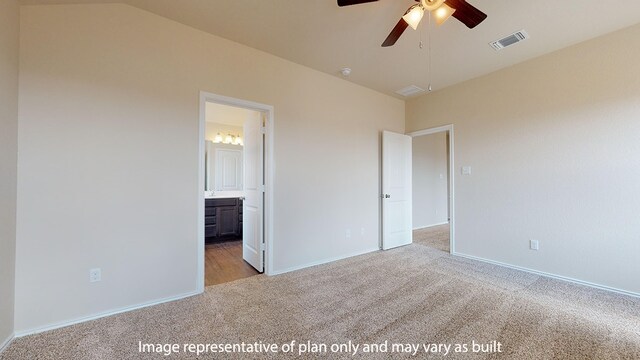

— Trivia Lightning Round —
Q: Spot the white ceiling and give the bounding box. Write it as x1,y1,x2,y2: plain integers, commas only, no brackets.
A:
205,102,255,127
21,0,640,98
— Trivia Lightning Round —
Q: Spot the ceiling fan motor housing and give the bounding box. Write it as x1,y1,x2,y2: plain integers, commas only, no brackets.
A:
421,0,445,11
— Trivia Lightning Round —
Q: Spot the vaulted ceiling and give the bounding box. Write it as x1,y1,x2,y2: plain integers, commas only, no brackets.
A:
21,0,640,98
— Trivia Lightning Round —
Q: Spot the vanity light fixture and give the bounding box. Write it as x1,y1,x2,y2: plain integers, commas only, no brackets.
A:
213,131,243,146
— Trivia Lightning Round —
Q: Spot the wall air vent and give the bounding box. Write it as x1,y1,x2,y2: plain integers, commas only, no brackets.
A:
490,30,529,51
395,85,425,97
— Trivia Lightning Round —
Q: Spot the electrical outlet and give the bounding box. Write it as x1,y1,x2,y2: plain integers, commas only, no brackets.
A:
89,268,101,282
360,228,365,236
345,229,351,239
529,240,539,251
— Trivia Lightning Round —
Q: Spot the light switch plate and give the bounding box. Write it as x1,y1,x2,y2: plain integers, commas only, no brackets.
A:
462,166,472,175
89,268,101,282
530,240,539,251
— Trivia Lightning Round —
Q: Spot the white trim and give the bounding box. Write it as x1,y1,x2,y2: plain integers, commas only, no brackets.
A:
197,94,206,293
408,124,455,254
454,252,640,299
265,105,275,276
408,125,452,137
413,222,449,231
270,247,380,276
199,91,275,277
15,290,200,337
0,333,14,354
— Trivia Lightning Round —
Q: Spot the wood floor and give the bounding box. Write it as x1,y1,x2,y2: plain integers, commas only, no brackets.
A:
205,240,260,286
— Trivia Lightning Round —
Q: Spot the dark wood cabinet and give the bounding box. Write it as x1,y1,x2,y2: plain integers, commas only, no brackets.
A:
205,198,243,243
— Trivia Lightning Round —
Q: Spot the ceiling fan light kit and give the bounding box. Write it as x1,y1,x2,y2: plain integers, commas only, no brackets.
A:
434,3,456,25
402,5,425,30
338,0,487,47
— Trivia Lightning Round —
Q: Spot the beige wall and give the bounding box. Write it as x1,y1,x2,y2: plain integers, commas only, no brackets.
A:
15,4,404,332
412,133,448,229
407,24,640,294
0,0,19,346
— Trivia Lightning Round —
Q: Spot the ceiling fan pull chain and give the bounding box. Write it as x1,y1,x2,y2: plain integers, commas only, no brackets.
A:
428,12,432,92
419,16,424,49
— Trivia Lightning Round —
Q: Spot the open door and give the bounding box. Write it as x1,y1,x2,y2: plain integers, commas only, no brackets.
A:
382,131,413,250
242,112,264,272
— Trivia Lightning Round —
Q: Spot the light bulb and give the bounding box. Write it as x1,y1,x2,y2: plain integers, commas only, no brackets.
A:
214,133,222,143
402,5,425,30
434,4,456,25
225,133,232,144
236,134,243,146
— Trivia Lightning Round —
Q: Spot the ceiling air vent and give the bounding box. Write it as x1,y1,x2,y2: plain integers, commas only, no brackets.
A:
490,30,529,51
395,85,425,97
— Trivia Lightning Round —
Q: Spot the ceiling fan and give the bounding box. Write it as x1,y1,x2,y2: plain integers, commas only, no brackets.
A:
338,0,487,47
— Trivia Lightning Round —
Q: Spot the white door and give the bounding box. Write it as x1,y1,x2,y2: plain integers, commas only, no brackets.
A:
382,131,413,250
242,112,264,272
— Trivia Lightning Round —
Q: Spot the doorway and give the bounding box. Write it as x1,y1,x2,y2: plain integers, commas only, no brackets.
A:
408,125,455,253
197,92,274,291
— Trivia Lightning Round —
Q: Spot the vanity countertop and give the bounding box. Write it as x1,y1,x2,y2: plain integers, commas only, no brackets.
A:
205,191,244,199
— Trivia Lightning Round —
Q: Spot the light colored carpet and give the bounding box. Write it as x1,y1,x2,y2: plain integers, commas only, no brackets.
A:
2,243,639,359
413,224,450,252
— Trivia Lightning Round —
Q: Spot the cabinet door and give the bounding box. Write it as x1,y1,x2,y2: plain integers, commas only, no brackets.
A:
204,225,217,238
216,206,239,237
238,199,243,237
214,149,243,191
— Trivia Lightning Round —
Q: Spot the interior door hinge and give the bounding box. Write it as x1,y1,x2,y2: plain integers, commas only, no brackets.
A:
260,243,266,251
259,184,265,193
260,126,266,134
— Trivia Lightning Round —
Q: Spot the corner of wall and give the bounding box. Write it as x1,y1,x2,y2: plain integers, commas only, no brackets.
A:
0,0,20,352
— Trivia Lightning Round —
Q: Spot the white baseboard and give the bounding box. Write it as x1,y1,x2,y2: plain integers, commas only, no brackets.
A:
0,332,14,354
453,252,640,298
270,247,380,276
413,222,449,231
14,248,379,337
15,290,201,337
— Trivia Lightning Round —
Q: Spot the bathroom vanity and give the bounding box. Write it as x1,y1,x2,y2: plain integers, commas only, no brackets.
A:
205,196,243,243
204,138,245,243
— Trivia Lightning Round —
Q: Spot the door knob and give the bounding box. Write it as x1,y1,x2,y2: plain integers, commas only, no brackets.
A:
384,194,391,199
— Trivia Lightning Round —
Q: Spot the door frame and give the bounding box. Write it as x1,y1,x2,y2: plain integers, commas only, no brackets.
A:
198,91,275,293
407,124,456,254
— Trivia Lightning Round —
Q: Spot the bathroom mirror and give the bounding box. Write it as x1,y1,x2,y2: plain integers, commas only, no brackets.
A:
205,139,243,192
204,101,254,194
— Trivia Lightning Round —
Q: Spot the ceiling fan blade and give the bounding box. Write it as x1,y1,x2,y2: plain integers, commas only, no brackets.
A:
446,0,487,28
381,18,409,47
337,0,378,6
